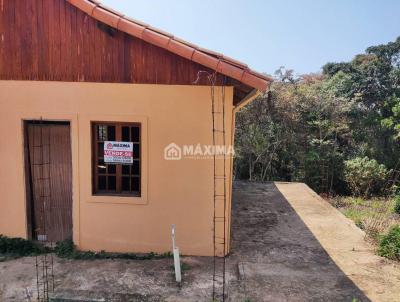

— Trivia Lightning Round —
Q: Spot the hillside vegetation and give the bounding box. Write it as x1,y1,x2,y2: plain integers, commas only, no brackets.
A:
234,37,400,258
235,37,400,195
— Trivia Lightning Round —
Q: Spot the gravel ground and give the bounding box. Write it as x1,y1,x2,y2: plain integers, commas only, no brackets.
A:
2,181,399,301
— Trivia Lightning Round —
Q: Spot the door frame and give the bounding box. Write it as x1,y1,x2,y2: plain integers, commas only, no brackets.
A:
22,116,78,242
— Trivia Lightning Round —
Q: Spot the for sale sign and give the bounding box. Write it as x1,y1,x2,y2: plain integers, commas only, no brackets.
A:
104,141,134,164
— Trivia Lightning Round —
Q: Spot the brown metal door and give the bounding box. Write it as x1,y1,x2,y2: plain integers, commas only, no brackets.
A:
26,122,72,242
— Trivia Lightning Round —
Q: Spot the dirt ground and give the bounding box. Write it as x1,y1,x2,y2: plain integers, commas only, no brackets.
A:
1,181,400,301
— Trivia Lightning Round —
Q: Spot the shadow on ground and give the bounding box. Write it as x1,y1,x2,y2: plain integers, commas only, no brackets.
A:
227,181,370,302
1,181,377,301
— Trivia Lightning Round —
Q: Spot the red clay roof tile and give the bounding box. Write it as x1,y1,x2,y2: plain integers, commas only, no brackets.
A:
142,29,171,49
66,0,272,91
192,51,220,71
118,18,145,38
168,39,196,61
92,6,119,28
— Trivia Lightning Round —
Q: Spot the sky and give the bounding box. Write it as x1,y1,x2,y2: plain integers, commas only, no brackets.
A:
102,0,400,76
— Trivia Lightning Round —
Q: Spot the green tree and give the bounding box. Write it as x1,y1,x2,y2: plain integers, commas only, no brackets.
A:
235,37,400,196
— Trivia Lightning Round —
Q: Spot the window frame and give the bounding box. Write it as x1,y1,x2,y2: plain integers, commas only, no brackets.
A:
91,121,141,197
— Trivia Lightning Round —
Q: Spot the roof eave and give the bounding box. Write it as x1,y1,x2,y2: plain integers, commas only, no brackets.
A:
66,0,272,92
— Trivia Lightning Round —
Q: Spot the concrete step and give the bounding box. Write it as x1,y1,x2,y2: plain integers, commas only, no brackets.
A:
49,289,163,302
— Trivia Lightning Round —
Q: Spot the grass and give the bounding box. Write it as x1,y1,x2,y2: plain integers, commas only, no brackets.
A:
54,239,172,260
0,236,172,262
0,235,49,261
180,262,190,272
170,262,191,276
378,225,400,261
328,196,400,256
394,195,400,214
342,208,370,228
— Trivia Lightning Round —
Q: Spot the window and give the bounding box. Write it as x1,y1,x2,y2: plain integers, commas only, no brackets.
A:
92,122,141,196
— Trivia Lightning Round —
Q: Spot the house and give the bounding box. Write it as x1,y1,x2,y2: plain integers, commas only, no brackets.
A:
0,0,271,256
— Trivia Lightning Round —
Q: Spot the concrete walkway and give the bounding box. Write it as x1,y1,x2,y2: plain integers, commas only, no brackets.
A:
228,181,400,302
275,182,400,302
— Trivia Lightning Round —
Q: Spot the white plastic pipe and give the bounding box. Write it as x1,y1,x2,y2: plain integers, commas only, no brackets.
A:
172,224,182,283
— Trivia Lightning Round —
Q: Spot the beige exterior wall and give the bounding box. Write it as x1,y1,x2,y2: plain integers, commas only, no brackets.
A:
0,81,233,256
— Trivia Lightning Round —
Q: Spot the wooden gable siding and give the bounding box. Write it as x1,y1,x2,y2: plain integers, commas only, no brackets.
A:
0,0,251,103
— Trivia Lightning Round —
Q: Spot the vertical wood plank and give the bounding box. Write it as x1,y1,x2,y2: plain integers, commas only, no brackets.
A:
8,0,17,78
36,0,48,78
123,33,131,82
53,0,61,79
64,0,72,80
0,0,248,99
0,0,6,77
59,0,66,80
